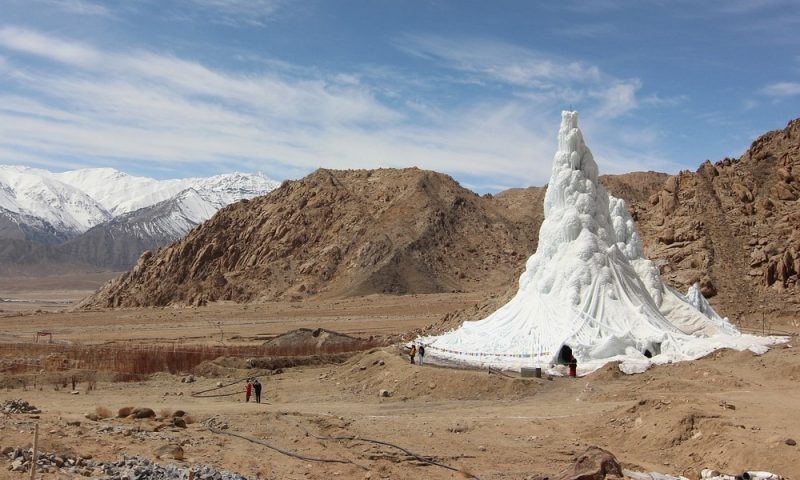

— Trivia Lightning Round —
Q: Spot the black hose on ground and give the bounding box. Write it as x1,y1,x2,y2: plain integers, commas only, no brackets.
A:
190,375,253,398
292,421,480,479
203,418,366,469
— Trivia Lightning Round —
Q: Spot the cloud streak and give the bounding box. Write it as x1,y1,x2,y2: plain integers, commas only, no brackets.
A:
0,25,682,191
761,81,800,97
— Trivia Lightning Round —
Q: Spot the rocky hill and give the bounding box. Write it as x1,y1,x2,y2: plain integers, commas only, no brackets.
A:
82,118,799,321
635,118,800,321
80,167,667,308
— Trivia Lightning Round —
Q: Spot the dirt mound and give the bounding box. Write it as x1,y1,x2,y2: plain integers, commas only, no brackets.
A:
262,328,362,351
330,348,544,401
191,353,355,378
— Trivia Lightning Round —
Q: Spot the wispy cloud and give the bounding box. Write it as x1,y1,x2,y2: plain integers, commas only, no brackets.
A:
395,34,651,121
0,26,101,66
0,25,687,191
760,81,800,97
180,0,287,26
35,0,112,16
590,80,640,119
396,34,603,89
553,22,618,38
0,25,559,187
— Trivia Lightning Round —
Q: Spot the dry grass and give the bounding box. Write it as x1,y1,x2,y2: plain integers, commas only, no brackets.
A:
0,338,386,376
95,406,112,419
117,406,134,418
159,408,173,418
183,415,195,424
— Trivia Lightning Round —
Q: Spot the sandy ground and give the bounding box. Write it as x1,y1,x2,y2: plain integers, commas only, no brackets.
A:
0,292,485,345
1,277,799,479
0,273,120,314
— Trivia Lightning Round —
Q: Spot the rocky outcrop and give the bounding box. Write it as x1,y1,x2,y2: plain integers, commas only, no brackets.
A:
80,169,544,307
638,118,800,319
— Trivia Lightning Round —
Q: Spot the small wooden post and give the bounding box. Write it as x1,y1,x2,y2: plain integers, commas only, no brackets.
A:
29,423,39,479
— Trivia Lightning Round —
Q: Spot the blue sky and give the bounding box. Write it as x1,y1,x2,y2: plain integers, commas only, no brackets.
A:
0,0,798,192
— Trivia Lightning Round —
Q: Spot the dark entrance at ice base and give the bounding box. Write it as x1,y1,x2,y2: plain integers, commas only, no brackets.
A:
557,344,573,365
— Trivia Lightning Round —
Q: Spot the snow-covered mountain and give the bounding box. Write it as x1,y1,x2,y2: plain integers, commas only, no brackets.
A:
54,168,189,216
0,166,112,236
0,165,279,272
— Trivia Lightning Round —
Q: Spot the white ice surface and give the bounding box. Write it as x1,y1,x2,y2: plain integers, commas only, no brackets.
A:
418,111,785,375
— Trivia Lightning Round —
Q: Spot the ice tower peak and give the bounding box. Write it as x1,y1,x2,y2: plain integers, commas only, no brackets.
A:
556,110,598,183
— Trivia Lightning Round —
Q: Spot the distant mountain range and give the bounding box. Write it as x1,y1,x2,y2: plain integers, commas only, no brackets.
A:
0,166,279,273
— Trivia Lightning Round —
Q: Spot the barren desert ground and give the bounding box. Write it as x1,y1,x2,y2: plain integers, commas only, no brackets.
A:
1,276,799,479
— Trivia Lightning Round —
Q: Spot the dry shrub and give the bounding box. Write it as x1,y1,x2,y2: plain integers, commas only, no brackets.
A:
0,336,387,376
173,410,186,417
183,415,195,424
118,406,134,418
95,406,112,418
159,408,173,418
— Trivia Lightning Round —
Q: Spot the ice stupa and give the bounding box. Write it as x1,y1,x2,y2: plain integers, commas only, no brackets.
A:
419,111,784,375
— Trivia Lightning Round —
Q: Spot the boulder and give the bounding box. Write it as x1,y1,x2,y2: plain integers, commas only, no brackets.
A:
153,444,184,460
699,276,717,298
552,446,623,480
131,408,156,419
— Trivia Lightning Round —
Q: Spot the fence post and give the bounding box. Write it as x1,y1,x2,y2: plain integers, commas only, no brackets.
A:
29,423,39,479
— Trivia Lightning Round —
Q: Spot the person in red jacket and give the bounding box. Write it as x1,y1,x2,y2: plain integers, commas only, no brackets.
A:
568,354,577,378
245,379,252,402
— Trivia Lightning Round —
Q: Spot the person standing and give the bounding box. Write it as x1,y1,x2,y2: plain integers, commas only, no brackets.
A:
245,379,252,402
253,378,262,403
568,354,577,378
418,345,425,365
409,344,417,364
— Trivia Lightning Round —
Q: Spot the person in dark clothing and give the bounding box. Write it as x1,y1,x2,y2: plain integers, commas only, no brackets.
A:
418,345,425,365
253,379,262,403
245,379,252,402
568,354,577,378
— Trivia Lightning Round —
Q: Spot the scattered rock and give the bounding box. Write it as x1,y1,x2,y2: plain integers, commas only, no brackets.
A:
449,423,468,433
173,417,187,429
131,408,156,419
154,444,184,460
786,438,797,446
3,448,247,479
552,446,622,480
1,399,41,414
379,389,392,398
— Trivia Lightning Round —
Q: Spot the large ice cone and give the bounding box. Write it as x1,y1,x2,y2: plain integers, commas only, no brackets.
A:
419,111,783,375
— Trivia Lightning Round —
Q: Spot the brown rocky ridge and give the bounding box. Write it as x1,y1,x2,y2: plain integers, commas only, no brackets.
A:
81,118,800,323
